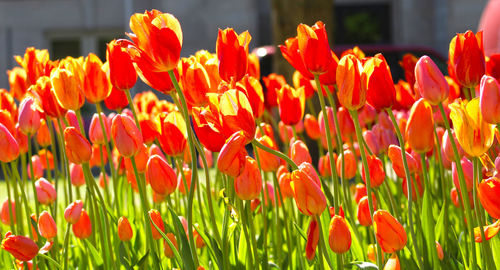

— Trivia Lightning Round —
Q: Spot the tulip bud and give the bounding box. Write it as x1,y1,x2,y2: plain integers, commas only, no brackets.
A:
35,178,57,205
406,98,434,153
436,241,444,260
384,254,401,270
414,55,449,105
146,155,177,196
163,233,178,258
480,75,500,124
157,111,187,157
290,162,327,216
318,152,335,178
1,234,39,261
278,172,293,199
277,84,305,126
36,119,51,148
357,195,377,227
387,145,418,178
290,139,312,165
373,210,407,253
18,97,41,135
70,163,85,187
297,22,333,74
448,31,485,88
0,198,15,225
328,215,352,254
83,53,111,103
64,200,83,224
0,123,19,163
362,54,396,110
337,150,357,179
216,28,251,84
305,218,319,260
117,216,133,241
89,113,110,145
73,209,92,239
255,136,280,172
111,114,143,157
28,155,44,180
38,211,57,240
336,54,365,110
149,209,165,240
361,155,385,188
304,114,321,140
107,39,137,90
441,129,464,162
353,184,367,204
478,177,500,219
234,156,263,200
64,127,92,164
217,131,247,178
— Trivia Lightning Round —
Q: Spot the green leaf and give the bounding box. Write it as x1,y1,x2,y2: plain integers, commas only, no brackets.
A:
293,222,307,240
492,235,500,269
37,253,62,269
237,225,248,265
195,225,223,269
148,214,183,267
169,206,196,270
118,242,133,270
268,262,281,269
135,250,149,268
346,261,379,270
421,188,437,266
434,202,445,242
84,239,104,267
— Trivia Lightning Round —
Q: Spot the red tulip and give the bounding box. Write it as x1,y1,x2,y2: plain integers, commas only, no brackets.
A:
297,21,333,74
290,162,327,216
64,200,83,224
305,218,319,260
73,209,92,239
111,114,143,157
0,123,19,163
478,177,500,219
149,209,165,240
146,155,177,196
216,28,251,84
234,156,263,200
64,127,92,164
107,39,137,90
277,84,305,125
217,131,247,178
1,234,39,261
362,54,396,110
118,216,134,241
336,54,365,110
449,31,485,88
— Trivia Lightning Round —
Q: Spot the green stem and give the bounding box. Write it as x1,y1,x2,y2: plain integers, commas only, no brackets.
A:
316,215,334,270
237,199,254,269
27,134,40,216
252,139,298,170
57,117,73,203
124,89,141,131
2,163,17,233
433,125,449,251
62,224,71,270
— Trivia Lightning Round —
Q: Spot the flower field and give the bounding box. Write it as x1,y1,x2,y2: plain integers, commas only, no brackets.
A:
1,8,500,270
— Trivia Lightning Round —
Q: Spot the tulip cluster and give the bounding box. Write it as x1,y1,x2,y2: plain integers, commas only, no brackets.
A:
0,9,499,270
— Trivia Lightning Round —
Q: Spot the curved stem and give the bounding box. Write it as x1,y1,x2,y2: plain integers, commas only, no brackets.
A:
316,215,334,270
252,139,298,170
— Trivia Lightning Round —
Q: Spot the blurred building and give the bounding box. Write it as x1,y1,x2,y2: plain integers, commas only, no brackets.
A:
0,0,488,88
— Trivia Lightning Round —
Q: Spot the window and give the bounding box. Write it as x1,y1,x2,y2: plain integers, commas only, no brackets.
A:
50,39,81,60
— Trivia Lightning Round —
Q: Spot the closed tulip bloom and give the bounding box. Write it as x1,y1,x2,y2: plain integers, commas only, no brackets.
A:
290,139,312,165
449,98,495,157
64,200,83,224
363,130,380,156
337,149,357,179
357,195,377,226
164,233,178,258
318,152,334,178
480,75,500,124
304,114,321,140
405,98,434,153
328,215,352,254
452,157,474,193
111,114,144,157
277,84,305,125
399,53,418,90
104,85,129,111
118,216,133,241
373,210,407,253
367,244,384,263
70,163,85,187
0,199,15,225
107,39,137,90
0,123,19,163
255,135,280,172
478,177,500,219
353,184,367,204
402,173,425,201
290,162,327,216
216,28,251,83
262,73,288,108
279,172,293,199
414,55,449,105
64,127,92,164
38,211,57,240
219,89,256,143
36,119,51,148
149,209,165,240
83,53,111,103
36,178,57,205
18,96,41,135
51,68,85,111
436,241,444,260
7,67,28,100
449,31,485,88
384,254,401,270
73,209,92,239
387,145,419,178
28,155,44,180
127,10,182,72
362,155,385,188
305,218,319,260
89,113,110,145
473,220,500,242
1,234,39,261
234,156,263,200
336,54,365,110
441,129,465,162
146,155,177,196
297,21,333,74
180,57,211,107
157,111,187,157
217,131,247,178
362,54,396,110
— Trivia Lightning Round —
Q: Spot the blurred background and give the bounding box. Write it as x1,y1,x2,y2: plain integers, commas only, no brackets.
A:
0,0,493,88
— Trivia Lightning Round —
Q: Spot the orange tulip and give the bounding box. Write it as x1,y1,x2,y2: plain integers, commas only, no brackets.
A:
262,73,287,108
219,89,256,143
362,155,385,188
353,184,367,204
280,37,314,79
449,31,485,88
38,211,57,240
384,254,401,270
290,162,327,216
14,47,51,85
83,53,111,103
0,123,19,163
118,216,134,241
36,119,51,148
357,195,377,226
473,220,500,242
479,75,500,124
217,131,247,178
191,105,226,152
436,241,444,260
107,39,137,90
64,200,83,224
337,149,356,179
362,54,396,110
304,114,321,140
51,68,85,111
328,215,352,254
247,53,260,79
293,70,316,98
406,98,434,153
73,209,92,239
64,127,92,164
290,139,312,165
18,96,41,135
297,21,333,75
234,156,262,200
157,111,187,157
179,57,211,108
0,199,15,225
387,145,418,178
338,107,355,142
111,113,144,157
336,54,365,110
38,149,55,170
414,55,449,105
402,173,425,201
255,135,280,172
177,164,193,195
127,10,182,72
216,28,251,84
373,210,407,253
30,76,67,118
367,243,383,263
163,233,178,258
7,67,29,101
1,234,39,261
318,152,334,178
305,218,319,260
89,113,110,145
277,84,305,126
238,75,265,119
146,155,177,196
478,177,500,219
278,171,293,199
149,209,165,240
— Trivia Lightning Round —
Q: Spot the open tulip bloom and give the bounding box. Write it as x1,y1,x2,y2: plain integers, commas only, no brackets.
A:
0,10,499,270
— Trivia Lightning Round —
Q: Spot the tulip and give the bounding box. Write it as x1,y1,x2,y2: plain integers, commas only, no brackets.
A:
164,233,178,258
353,184,367,204
157,111,187,157
104,85,129,111
338,107,355,142
387,145,419,178
36,119,51,148
452,157,474,193
18,96,41,135
280,37,314,79
328,215,351,254
51,68,85,111
255,136,280,172
473,220,500,242
415,56,449,105
38,211,57,239
278,172,293,199
441,129,464,162
262,73,287,108
479,75,500,124
219,89,256,143
73,209,92,239
384,254,401,270
64,127,92,164
373,210,407,253
1,234,39,261
318,152,334,178
277,84,305,125
118,216,134,241
297,21,333,74
336,54,365,110
436,241,444,260
179,57,211,107
337,149,356,179
357,195,377,226
149,209,165,240
216,28,251,84
64,200,83,224
127,10,182,72
70,163,85,187
234,156,263,200
305,218,319,260
293,70,316,98
400,53,418,89
478,177,500,219
449,31,485,88
107,39,137,90
362,54,396,110
449,98,495,157
318,51,340,87
304,114,321,140
31,76,68,118
0,123,19,163
35,178,57,205
83,53,111,103
217,131,247,178
238,75,265,119
89,113,110,145
177,165,193,195
290,139,312,165
367,244,383,263
0,199,15,225
361,155,385,188
146,155,177,196
111,113,144,157
405,98,434,153
28,155,44,180
191,106,226,153
290,162,327,216
7,67,28,100
402,173,425,201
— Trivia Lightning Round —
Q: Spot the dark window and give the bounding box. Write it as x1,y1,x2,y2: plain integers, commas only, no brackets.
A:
50,39,81,60
97,37,115,62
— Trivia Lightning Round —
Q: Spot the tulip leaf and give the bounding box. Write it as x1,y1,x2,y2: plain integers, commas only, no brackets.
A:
346,261,379,269
148,214,183,268
118,242,133,270
169,206,196,270
194,225,223,269
135,250,149,268
37,253,62,269
84,239,104,267
490,236,500,269
434,202,446,242
421,188,437,266
293,222,307,240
